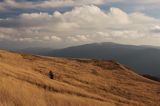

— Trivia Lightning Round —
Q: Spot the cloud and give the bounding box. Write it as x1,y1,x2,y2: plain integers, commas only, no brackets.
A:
0,0,158,7
0,0,119,11
133,0,160,4
51,36,62,42
150,25,160,33
0,5,160,48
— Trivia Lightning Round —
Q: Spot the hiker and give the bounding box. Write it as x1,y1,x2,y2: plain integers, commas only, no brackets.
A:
48,71,54,79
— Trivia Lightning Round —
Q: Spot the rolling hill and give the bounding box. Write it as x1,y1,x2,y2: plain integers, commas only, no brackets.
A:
0,50,159,106
45,42,160,77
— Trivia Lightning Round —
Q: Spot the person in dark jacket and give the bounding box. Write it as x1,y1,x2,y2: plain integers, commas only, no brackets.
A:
48,71,54,79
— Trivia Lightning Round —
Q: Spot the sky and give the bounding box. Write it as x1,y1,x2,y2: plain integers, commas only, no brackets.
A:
1,0,160,49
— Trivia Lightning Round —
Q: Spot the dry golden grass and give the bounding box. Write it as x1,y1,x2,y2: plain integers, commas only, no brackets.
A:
0,50,159,106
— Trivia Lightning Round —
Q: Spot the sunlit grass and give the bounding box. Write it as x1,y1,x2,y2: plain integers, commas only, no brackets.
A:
0,50,159,106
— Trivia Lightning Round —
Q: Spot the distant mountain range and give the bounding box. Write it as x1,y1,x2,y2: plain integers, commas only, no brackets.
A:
12,47,53,55
11,42,160,77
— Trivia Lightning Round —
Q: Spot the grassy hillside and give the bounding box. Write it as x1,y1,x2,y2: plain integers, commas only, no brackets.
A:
0,50,159,106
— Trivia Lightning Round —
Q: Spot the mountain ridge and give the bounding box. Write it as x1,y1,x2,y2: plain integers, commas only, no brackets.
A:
43,42,160,77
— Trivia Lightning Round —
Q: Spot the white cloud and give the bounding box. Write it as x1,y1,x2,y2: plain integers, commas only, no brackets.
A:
51,36,62,42
150,25,160,33
108,8,130,24
0,0,121,11
71,35,90,42
1,5,160,48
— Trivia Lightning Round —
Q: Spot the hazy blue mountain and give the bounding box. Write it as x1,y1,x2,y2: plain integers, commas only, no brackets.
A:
46,42,160,77
12,47,53,55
